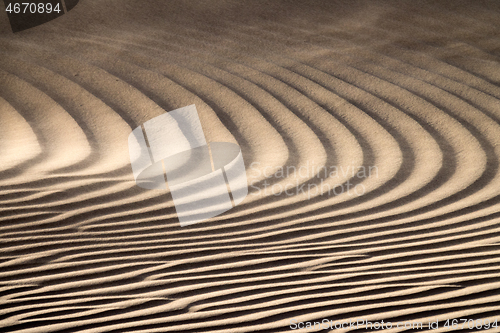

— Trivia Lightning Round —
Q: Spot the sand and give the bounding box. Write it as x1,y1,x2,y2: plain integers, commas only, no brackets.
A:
1,0,500,332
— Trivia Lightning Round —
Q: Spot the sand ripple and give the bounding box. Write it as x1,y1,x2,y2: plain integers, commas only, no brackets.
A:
1,0,500,332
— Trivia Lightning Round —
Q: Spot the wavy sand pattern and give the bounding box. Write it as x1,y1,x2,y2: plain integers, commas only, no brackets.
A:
1,0,500,332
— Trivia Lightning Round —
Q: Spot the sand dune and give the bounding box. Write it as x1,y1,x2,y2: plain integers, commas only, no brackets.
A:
1,0,500,332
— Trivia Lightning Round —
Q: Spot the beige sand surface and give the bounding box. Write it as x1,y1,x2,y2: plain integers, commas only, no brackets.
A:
1,0,500,332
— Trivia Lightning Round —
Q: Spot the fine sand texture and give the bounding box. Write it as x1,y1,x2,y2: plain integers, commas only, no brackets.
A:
1,0,500,332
